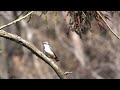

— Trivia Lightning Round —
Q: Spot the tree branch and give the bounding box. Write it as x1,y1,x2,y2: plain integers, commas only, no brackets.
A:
0,30,67,79
97,11,120,40
0,11,34,30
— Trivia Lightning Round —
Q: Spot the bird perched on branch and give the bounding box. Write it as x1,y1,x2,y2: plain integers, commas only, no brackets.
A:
43,41,59,62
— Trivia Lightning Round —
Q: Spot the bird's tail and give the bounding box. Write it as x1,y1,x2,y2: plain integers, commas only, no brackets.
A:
55,58,59,62
55,57,59,62
54,54,59,62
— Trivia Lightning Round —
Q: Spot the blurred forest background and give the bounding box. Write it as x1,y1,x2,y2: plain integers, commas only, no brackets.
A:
0,11,120,79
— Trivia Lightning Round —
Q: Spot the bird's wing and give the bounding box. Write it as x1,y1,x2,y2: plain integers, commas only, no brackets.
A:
49,46,59,60
43,45,45,54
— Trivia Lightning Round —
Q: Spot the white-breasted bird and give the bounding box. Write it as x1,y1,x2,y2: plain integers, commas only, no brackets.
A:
43,41,59,61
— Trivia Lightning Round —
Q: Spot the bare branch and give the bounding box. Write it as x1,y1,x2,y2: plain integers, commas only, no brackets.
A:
0,11,34,30
0,30,67,79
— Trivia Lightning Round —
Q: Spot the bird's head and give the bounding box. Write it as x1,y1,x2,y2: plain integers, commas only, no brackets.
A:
43,41,49,45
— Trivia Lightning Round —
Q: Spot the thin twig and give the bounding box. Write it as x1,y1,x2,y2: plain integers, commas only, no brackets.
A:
0,30,67,79
64,72,72,75
15,11,28,19
96,11,120,40
0,11,34,30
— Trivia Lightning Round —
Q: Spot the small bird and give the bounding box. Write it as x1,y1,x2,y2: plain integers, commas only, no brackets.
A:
43,41,59,61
